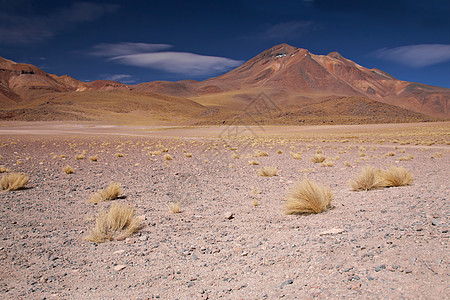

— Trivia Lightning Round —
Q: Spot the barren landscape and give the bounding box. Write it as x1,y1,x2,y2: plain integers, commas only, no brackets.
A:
0,121,448,299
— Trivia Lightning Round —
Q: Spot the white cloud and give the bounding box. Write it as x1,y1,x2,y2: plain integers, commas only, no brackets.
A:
110,52,243,76
0,2,119,44
91,43,172,57
101,74,135,83
263,21,313,40
371,44,450,67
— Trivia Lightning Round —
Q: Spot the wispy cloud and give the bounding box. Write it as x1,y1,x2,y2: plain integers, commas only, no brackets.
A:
0,2,119,44
110,52,243,76
90,42,243,76
91,43,172,57
371,44,450,67
100,74,135,83
262,21,314,41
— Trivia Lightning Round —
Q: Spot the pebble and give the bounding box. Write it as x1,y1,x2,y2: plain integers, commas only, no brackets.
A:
224,212,234,220
319,228,344,236
281,279,293,289
139,235,148,241
113,265,126,271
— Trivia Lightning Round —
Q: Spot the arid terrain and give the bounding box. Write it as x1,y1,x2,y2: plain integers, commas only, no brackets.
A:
0,121,448,299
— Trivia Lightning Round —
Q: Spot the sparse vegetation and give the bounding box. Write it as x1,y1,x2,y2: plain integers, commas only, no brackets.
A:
75,154,85,160
290,152,302,159
184,153,192,158
168,202,181,213
164,154,173,161
0,166,7,173
258,166,277,177
379,166,413,187
399,155,414,161
248,160,259,165
254,150,269,157
285,178,332,214
350,166,383,191
85,203,142,243
89,182,123,203
1,172,29,191
311,154,326,163
277,150,283,154
321,160,335,167
115,153,124,157
63,165,74,174
431,152,443,159
232,153,240,159
89,156,98,161
385,152,396,156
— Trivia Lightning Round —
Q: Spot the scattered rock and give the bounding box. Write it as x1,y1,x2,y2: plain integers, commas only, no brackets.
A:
319,228,344,236
224,212,234,220
113,265,126,271
281,279,293,289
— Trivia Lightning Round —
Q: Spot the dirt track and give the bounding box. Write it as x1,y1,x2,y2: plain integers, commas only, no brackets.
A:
0,122,448,299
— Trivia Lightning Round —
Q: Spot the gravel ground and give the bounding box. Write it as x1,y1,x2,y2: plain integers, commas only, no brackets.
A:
0,130,448,299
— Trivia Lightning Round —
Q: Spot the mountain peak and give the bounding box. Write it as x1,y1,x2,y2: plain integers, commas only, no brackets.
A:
327,51,344,60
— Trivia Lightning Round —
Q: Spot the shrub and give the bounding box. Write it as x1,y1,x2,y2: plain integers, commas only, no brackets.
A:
85,203,142,243
248,160,259,165
349,166,383,191
258,166,277,177
168,202,181,213
290,152,302,160
379,166,413,187
164,154,173,161
89,182,122,203
311,154,326,163
285,178,332,214
1,172,29,191
321,160,335,167
63,165,74,174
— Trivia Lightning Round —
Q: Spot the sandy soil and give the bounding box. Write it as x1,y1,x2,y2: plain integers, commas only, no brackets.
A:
0,123,449,299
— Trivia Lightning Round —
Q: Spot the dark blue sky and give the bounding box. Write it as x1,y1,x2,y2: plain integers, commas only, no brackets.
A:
1,0,449,88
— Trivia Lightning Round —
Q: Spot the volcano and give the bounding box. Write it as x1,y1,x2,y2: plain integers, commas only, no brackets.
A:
0,43,448,124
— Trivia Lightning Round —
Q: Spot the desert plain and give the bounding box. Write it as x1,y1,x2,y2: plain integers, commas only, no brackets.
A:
0,121,449,299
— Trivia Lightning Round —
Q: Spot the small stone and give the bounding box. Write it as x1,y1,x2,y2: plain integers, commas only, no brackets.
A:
224,212,234,220
241,252,249,256
319,228,344,236
431,219,440,226
113,265,126,271
367,276,375,281
113,250,126,255
139,235,148,241
405,269,412,274
281,279,293,288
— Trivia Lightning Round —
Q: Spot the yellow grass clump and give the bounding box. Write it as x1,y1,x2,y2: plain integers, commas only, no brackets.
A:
277,150,283,154
0,165,8,173
89,156,98,162
379,166,413,187
399,155,414,161
248,160,260,165
75,154,85,160
311,154,326,163
63,165,74,174
115,153,124,157
285,178,332,215
321,160,335,167
258,166,277,177
184,153,192,158
149,150,162,156
89,182,122,203
232,153,240,159
349,166,384,191
290,152,302,160
1,172,29,191
431,152,442,159
168,202,181,213
385,152,396,156
254,150,269,157
85,203,142,243
164,154,173,161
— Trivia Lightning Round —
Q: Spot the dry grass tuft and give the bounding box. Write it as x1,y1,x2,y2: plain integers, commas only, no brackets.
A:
63,165,74,174
149,150,162,156
290,152,302,159
232,153,240,159
248,160,259,165
431,152,442,159
252,199,259,207
184,153,192,158
344,161,351,167
349,166,383,191
258,166,277,177
85,203,142,243
1,172,29,191
89,182,123,203
385,152,396,156
321,160,335,167
285,178,332,215
379,166,413,187
254,150,269,157
168,202,181,213
164,154,173,161
115,153,124,157
277,150,283,154
311,154,326,163
89,156,98,161
399,155,414,161
75,154,85,160
0,165,8,173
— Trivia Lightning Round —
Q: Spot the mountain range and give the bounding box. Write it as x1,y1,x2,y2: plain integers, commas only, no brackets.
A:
1,43,448,125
